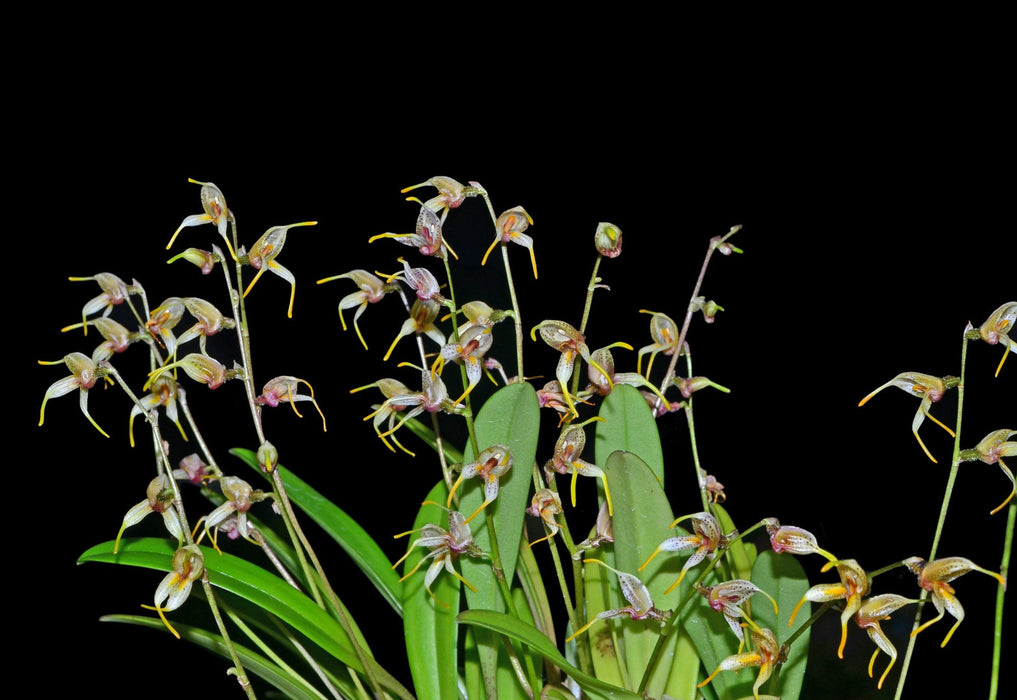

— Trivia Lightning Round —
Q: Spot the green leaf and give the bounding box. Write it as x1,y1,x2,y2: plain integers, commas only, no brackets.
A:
231,448,403,616
101,614,334,700
750,550,811,700
79,538,411,699
458,609,642,700
457,382,541,699
595,384,665,484
399,482,461,700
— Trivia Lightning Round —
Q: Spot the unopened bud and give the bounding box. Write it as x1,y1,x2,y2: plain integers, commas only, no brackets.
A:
258,441,279,473
595,222,623,258
167,248,219,275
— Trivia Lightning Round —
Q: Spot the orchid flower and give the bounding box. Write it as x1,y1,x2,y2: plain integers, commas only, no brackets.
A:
531,319,613,420
854,593,918,689
364,370,465,444
382,257,444,303
172,453,210,485
369,203,457,260
973,301,1016,376
763,518,837,561
256,376,327,432
174,297,235,356
573,501,614,558
166,246,220,275
145,296,186,357
903,555,1006,647
38,352,113,438
639,511,734,593
698,468,727,504
241,221,317,318
446,444,513,524
432,324,495,404
195,476,269,552
566,558,671,642
317,269,399,350
129,373,187,447
697,579,779,646
147,353,235,391
858,371,958,463
698,626,783,700
67,272,138,336
789,558,870,658
959,428,1016,514
637,309,681,378
536,380,594,424
61,316,136,363
670,375,731,398
384,299,446,362
350,377,417,455
141,545,205,639
392,508,484,606
526,489,564,548
544,422,613,516
585,344,667,404
113,474,184,553
400,176,486,219
167,179,235,258
481,206,537,279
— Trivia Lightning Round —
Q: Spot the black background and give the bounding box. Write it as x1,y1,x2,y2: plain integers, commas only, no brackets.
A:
18,40,1014,700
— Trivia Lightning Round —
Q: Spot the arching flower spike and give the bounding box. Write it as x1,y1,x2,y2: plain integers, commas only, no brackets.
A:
789,558,870,659
566,559,670,642
854,593,918,689
317,269,399,350
242,221,317,318
481,206,537,279
903,555,1006,647
959,429,1016,514
858,371,958,463
256,376,327,432
446,444,513,524
38,352,113,438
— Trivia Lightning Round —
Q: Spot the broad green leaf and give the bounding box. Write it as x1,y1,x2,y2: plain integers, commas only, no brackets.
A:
749,550,811,700
458,609,642,700
400,482,461,700
458,382,540,699
101,614,342,700
79,538,411,699
231,448,403,615
595,384,665,484
601,450,697,699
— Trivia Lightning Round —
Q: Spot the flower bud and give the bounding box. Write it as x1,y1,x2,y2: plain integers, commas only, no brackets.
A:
258,441,279,473
167,247,219,274
594,222,622,258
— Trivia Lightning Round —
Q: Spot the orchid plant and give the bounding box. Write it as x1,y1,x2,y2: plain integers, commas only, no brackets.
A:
42,178,1011,700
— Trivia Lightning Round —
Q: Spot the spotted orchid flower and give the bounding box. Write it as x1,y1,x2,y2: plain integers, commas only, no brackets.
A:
241,221,317,318
566,558,671,642
383,257,444,303
370,203,457,260
585,344,668,405
167,179,235,257
531,319,613,420
446,444,513,524
129,373,187,447
256,376,327,431
317,269,399,351
544,422,613,515
364,370,465,445
383,299,446,362
639,511,735,593
959,429,1016,514
698,626,783,700
66,272,139,338
858,371,958,463
141,545,205,639
526,489,564,549
113,474,184,554
350,378,417,455
174,297,235,357
637,309,681,379
699,468,727,504
145,296,186,357
147,353,235,391
196,476,269,552
573,501,614,558
392,508,484,606
698,579,779,646
400,176,486,219
433,324,495,404
594,222,622,259
789,558,870,659
763,518,837,561
853,593,918,689
903,555,1006,647
481,206,537,279
61,316,136,363
973,301,1016,376
38,352,113,438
